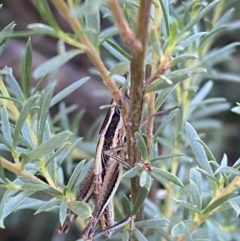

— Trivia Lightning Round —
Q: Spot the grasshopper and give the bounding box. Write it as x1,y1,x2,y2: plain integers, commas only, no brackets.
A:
58,97,129,240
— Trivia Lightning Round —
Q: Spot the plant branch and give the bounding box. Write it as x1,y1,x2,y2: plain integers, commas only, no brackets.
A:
123,0,152,223
1,157,46,185
107,0,141,53
50,0,122,103
176,175,240,241
143,56,170,91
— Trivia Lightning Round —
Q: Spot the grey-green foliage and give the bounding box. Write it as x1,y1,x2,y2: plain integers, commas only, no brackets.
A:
0,36,90,230
0,0,240,241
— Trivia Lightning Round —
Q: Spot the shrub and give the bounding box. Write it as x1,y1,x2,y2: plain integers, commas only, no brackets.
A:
0,1,240,240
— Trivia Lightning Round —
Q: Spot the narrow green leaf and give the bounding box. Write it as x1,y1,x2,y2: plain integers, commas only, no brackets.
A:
229,199,240,217
231,105,240,114
233,157,240,170
114,199,124,221
189,180,201,209
197,139,216,162
216,196,240,212
33,0,61,31
151,167,184,187
192,97,227,106
21,182,51,192
21,131,72,166
180,0,220,34
148,142,158,161
102,40,130,61
38,85,55,144
195,167,218,182
172,220,196,237
206,71,240,83
84,0,100,45
215,7,234,28
154,85,177,111
154,108,179,138
199,26,226,49
20,180,62,196
27,23,56,36
206,218,223,232
169,20,178,48
215,166,240,176
0,190,11,228
185,123,216,190
45,142,70,167
173,198,200,213
203,43,240,66
150,153,184,162
132,175,152,215
133,228,148,241
202,193,235,214
21,38,32,99
190,168,202,197
59,200,68,225
0,95,23,105
109,62,129,76
57,137,84,166
50,77,89,107
1,105,12,145
99,26,118,40
123,166,142,179
0,133,11,150
68,201,91,219
0,66,12,75
33,49,83,79
0,22,15,55
144,171,152,191
67,159,86,192
170,54,197,68
139,170,148,187
12,95,38,147
167,67,206,84
5,69,25,101
147,68,206,92
39,120,57,182
122,195,131,215
135,218,169,228
15,198,45,211
86,12,100,35
0,158,8,184
135,132,148,161
35,198,61,214
3,191,32,218
32,75,48,96
149,29,162,59
190,81,213,106
159,0,170,37
122,230,130,241
71,110,85,135
181,225,193,241
72,0,102,18
178,32,207,49
155,228,172,241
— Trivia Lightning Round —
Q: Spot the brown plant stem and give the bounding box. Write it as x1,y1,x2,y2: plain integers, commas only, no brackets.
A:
123,0,152,224
146,93,155,148
107,0,141,53
143,55,170,91
50,0,122,103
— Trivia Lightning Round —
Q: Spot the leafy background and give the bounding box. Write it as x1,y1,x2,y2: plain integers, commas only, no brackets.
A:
0,0,240,241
